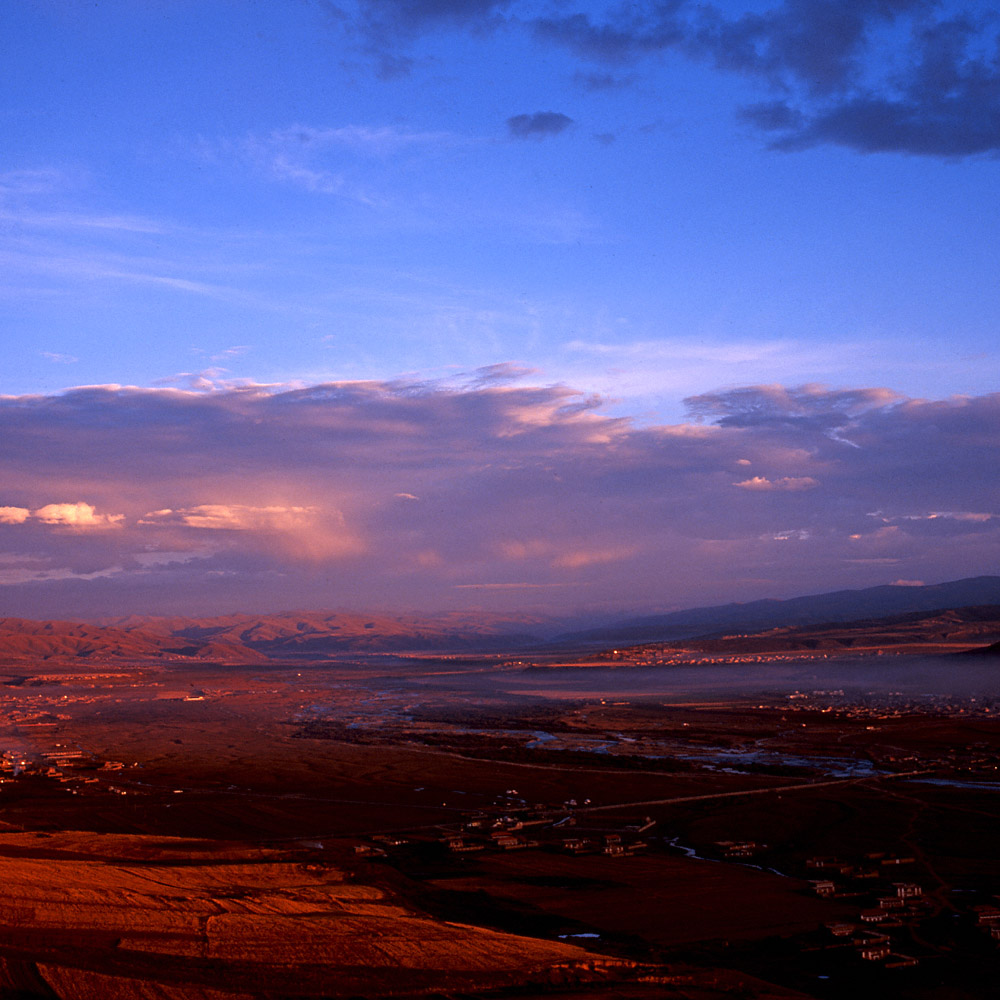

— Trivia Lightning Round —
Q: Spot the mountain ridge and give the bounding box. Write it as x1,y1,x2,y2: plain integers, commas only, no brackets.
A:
2,575,1000,662
560,575,1000,645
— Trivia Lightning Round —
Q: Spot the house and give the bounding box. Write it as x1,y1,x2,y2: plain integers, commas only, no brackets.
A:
825,923,855,937
973,905,1000,925
860,943,890,961
445,837,484,853
878,897,905,910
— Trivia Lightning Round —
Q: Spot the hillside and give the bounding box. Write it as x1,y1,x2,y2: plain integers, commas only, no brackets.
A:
0,618,268,664
0,611,552,663
107,610,550,655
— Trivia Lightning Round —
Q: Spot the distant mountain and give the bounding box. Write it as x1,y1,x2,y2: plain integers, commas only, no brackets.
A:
955,639,1000,658
4,576,1000,664
562,576,1000,645
0,610,554,664
106,610,551,655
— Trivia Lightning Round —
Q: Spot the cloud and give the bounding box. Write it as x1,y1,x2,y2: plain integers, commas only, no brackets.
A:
688,0,926,96
532,6,686,63
897,510,995,522
507,112,575,139
497,538,636,569
322,2,1000,157
210,346,250,361
734,475,773,491
772,528,812,541
139,505,318,531
734,475,819,491
573,71,635,91
231,123,459,204
684,383,903,439
467,362,538,386
330,0,516,78
550,546,637,569
0,502,124,529
346,0,513,34
729,6,1000,155
535,2,1000,156
138,504,362,561
0,379,997,616
0,168,69,198
35,503,123,528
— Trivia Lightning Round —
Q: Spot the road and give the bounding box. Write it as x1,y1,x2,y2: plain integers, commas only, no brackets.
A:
576,768,937,814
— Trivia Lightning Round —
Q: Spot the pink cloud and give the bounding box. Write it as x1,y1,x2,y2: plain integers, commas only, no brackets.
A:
32,502,124,528
0,379,996,616
734,476,819,491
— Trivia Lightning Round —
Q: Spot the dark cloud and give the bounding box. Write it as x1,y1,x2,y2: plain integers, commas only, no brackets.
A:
332,0,513,34
689,0,930,96
507,111,574,138
765,90,1000,155
683,384,903,434
744,8,1000,154
533,4,686,64
467,362,538,385
0,380,997,616
326,0,1000,158
534,1,999,156
327,0,514,76
693,1,1000,156
573,70,635,91
738,100,806,132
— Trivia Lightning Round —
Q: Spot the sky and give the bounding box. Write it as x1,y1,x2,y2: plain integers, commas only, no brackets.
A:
1,0,998,619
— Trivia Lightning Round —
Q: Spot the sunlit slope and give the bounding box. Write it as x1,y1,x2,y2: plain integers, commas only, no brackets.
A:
114,610,548,653
0,618,268,664
0,611,547,662
0,832,625,999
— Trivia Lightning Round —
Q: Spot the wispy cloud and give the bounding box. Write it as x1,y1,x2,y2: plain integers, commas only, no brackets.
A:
227,123,462,205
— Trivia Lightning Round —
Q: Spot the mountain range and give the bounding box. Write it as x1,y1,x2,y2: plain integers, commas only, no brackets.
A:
0,575,998,663
0,610,549,663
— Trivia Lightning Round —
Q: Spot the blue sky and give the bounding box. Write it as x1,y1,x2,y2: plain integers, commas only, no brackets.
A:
1,1,999,617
